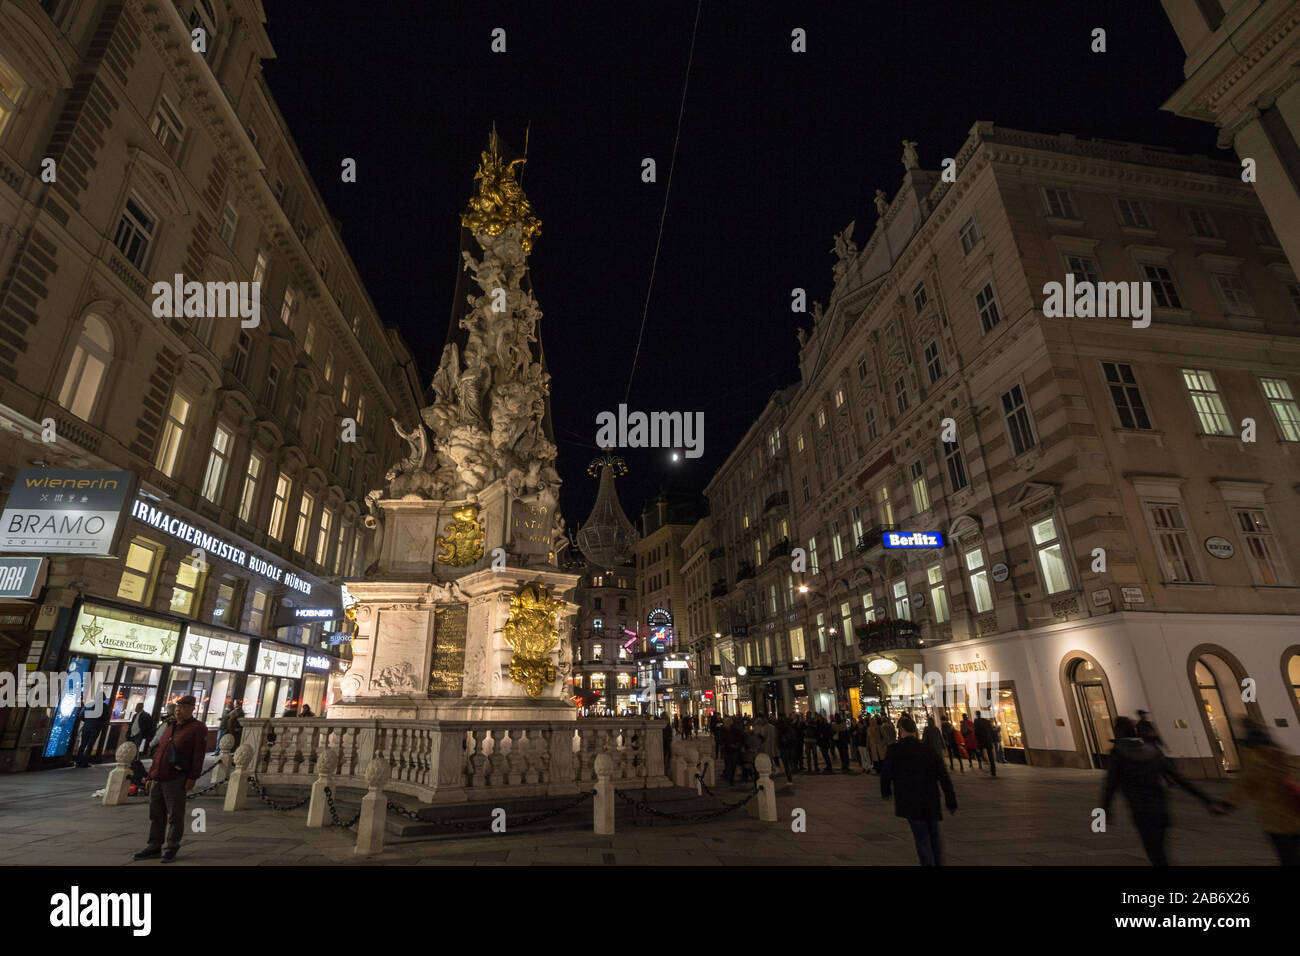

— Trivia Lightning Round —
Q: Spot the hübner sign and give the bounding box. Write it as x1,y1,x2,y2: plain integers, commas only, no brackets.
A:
1,470,136,555
132,499,312,596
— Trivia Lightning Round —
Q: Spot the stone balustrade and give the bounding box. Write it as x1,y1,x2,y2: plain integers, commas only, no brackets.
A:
237,716,671,804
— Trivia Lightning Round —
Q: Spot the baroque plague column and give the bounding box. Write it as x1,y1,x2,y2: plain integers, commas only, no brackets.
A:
334,131,578,722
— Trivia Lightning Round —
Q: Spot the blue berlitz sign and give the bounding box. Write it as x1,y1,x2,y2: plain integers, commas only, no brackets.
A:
882,531,945,549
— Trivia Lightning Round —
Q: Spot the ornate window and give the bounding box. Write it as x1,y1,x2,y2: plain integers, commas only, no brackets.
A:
58,315,114,421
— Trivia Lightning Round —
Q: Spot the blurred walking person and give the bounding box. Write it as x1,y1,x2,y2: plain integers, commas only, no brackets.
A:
1223,719,1300,865
973,711,998,777
880,715,958,866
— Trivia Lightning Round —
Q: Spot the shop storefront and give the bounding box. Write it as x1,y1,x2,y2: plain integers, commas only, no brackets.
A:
171,623,254,744
301,652,333,716
791,679,809,715
244,640,305,717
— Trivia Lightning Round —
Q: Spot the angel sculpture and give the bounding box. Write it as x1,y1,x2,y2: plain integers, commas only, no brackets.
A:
431,342,460,406
391,418,428,473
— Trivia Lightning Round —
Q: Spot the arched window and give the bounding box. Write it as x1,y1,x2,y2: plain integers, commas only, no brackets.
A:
1284,647,1300,727
58,314,113,420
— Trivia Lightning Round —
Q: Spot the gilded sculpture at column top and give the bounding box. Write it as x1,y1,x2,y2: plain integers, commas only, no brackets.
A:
461,126,542,253
502,583,563,697
435,503,485,567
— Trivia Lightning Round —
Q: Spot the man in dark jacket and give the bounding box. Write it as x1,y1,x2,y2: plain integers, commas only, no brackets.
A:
1100,716,1229,865
74,694,111,767
134,695,208,862
880,715,958,865
1135,710,1164,750
922,713,946,759
972,711,998,777
721,717,744,784
815,715,834,773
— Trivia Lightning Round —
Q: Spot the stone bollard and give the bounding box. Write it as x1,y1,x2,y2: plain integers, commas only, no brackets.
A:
102,742,138,806
306,748,340,828
223,744,254,812
680,742,699,789
593,753,615,835
354,757,391,856
211,734,236,784
753,754,778,822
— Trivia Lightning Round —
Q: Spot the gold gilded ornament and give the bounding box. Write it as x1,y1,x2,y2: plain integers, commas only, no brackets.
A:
502,583,563,697
460,127,542,253
435,504,485,567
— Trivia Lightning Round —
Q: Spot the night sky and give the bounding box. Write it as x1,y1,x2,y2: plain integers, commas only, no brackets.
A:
262,0,1219,531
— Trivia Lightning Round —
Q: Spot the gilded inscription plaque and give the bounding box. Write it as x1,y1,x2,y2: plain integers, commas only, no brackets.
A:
428,604,468,698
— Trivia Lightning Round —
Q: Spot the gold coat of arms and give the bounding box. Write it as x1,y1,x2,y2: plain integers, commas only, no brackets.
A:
435,504,485,567
501,583,563,697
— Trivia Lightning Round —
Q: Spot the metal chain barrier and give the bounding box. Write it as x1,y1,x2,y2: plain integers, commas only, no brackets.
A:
381,788,597,833
615,777,761,823
323,786,362,829
185,775,230,800
246,774,311,812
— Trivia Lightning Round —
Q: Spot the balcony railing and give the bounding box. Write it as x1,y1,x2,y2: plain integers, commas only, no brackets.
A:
857,524,897,552
710,580,728,597
857,617,923,655
763,490,789,512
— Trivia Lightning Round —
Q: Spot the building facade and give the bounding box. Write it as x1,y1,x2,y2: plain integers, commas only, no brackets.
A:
0,1,420,770
1162,0,1300,275
633,492,702,719
568,561,637,716
781,123,1300,776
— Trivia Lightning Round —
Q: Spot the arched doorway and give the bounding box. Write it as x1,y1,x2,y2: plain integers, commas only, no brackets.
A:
1066,657,1116,769
1189,651,1252,774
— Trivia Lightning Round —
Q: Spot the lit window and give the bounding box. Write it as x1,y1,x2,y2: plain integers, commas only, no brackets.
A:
832,524,843,562
248,588,269,633
851,505,863,543
1144,502,1200,583
213,576,243,625
304,321,317,356
1234,509,1286,586
943,439,968,493
1181,368,1232,436
323,351,334,384
315,508,334,566
114,196,155,270
154,393,191,477
268,472,291,541
238,452,263,523
910,460,930,512
875,484,893,526
1116,198,1151,229
253,250,267,285
1001,385,1036,456
817,408,826,429
117,537,163,604
200,423,235,503
835,389,845,408
816,612,826,653
839,602,854,646
1260,378,1300,441
1102,362,1152,430
808,537,819,575
861,591,875,620
293,491,316,555
219,202,238,246
788,627,805,661
0,53,27,138
58,315,113,421
356,393,366,427
975,282,1002,333
892,580,910,620
1030,515,1072,594
170,556,206,617
342,371,353,408
959,218,980,255
927,564,949,623
149,97,185,158
1142,265,1182,309
1044,188,1078,219
965,547,993,613
280,287,296,327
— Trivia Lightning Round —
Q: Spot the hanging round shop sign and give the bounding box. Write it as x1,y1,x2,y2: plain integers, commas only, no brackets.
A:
990,562,1010,583
1204,536,1235,560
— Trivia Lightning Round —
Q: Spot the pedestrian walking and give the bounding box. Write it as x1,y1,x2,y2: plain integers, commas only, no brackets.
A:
777,717,801,784
960,714,982,770
722,716,744,784
133,695,208,863
831,713,851,771
1135,709,1164,750
127,702,156,756
662,714,673,766
741,718,763,782
1100,716,1229,866
880,715,959,866
922,713,946,760
867,716,887,774
973,710,998,776
880,715,897,747
852,717,870,772
992,713,1007,763
803,715,821,773
711,713,723,758
815,714,834,773
1223,718,1300,865
941,714,967,772
74,694,111,767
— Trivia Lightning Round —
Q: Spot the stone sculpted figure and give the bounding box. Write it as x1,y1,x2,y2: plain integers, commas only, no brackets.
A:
874,189,889,218
431,342,460,406
901,139,920,170
392,418,429,472
831,222,857,282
